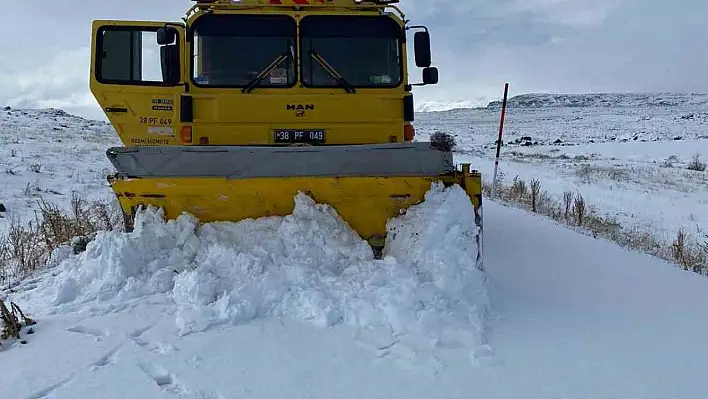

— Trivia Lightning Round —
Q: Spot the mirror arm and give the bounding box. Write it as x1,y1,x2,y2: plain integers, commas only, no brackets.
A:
406,25,429,33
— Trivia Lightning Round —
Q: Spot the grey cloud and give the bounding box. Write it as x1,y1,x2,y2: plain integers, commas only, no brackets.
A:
1,0,707,118
507,0,622,27
405,0,708,105
0,1,192,119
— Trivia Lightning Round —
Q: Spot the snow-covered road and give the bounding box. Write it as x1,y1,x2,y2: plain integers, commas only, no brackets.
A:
3,197,708,399
480,201,708,398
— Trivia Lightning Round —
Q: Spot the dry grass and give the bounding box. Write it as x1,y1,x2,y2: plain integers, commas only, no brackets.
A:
0,193,123,347
574,163,635,184
486,175,707,276
688,154,707,172
1,298,35,347
0,193,123,289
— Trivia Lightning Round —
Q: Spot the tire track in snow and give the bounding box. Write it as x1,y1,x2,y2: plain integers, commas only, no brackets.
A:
91,345,121,369
25,341,123,397
128,323,177,355
352,326,447,375
138,360,224,399
65,325,109,341
25,376,74,399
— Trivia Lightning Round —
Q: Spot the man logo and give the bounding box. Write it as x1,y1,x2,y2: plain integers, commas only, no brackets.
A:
286,104,315,111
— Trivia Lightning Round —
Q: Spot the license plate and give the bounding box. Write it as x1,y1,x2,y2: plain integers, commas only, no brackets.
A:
273,129,326,143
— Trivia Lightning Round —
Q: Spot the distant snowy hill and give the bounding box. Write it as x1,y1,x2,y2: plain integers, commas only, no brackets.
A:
415,92,708,113
0,107,118,227
486,92,708,109
415,99,488,113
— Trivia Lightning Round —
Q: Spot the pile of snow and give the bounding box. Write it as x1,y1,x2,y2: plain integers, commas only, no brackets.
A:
15,182,488,353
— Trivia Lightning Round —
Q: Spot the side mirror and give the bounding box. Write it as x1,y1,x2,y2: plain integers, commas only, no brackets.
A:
160,44,180,84
422,67,438,85
414,31,432,68
157,27,176,45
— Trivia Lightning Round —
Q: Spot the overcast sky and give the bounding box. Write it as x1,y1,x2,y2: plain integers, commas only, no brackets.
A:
1,0,707,120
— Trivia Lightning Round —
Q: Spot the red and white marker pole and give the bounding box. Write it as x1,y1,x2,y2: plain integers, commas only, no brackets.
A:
491,83,509,199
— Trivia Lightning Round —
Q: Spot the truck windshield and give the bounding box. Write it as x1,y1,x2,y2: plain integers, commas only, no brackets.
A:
299,15,403,88
191,14,297,87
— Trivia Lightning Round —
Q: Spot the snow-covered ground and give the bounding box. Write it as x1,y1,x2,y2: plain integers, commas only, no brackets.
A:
2,93,708,398
416,93,708,242
2,194,707,398
2,93,707,242
0,107,119,228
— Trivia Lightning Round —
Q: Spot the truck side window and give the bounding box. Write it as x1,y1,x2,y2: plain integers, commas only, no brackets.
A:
96,27,178,85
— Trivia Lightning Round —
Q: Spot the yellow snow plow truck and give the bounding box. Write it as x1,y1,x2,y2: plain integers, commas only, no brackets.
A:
89,0,483,262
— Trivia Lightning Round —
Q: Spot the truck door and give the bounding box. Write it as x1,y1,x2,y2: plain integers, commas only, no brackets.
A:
90,21,185,147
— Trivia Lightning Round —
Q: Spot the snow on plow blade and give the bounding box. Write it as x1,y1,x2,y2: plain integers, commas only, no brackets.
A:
106,142,483,258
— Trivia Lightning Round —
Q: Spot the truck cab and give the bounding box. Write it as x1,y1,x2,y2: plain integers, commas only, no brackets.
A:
90,0,439,148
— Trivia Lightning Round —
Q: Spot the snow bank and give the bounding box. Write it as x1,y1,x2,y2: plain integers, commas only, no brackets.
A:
16,182,488,351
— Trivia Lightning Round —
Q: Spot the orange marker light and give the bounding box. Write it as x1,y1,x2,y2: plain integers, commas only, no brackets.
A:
404,124,415,141
180,125,193,144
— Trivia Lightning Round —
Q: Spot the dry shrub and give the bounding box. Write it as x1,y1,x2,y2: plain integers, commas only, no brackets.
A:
537,190,555,217
672,229,688,266
671,229,706,273
3,218,44,282
36,193,121,254
530,178,541,213
488,170,506,199
563,191,574,220
0,193,123,288
688,154,707,172
1,298,35,345
510,176,527,201
572,193,586,226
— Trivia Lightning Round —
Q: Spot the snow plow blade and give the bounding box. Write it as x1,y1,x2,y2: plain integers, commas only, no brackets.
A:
106,142,483,261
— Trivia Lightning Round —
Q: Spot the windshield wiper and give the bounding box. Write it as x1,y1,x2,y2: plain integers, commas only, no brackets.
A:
242,52,290,93
309,50,356,94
